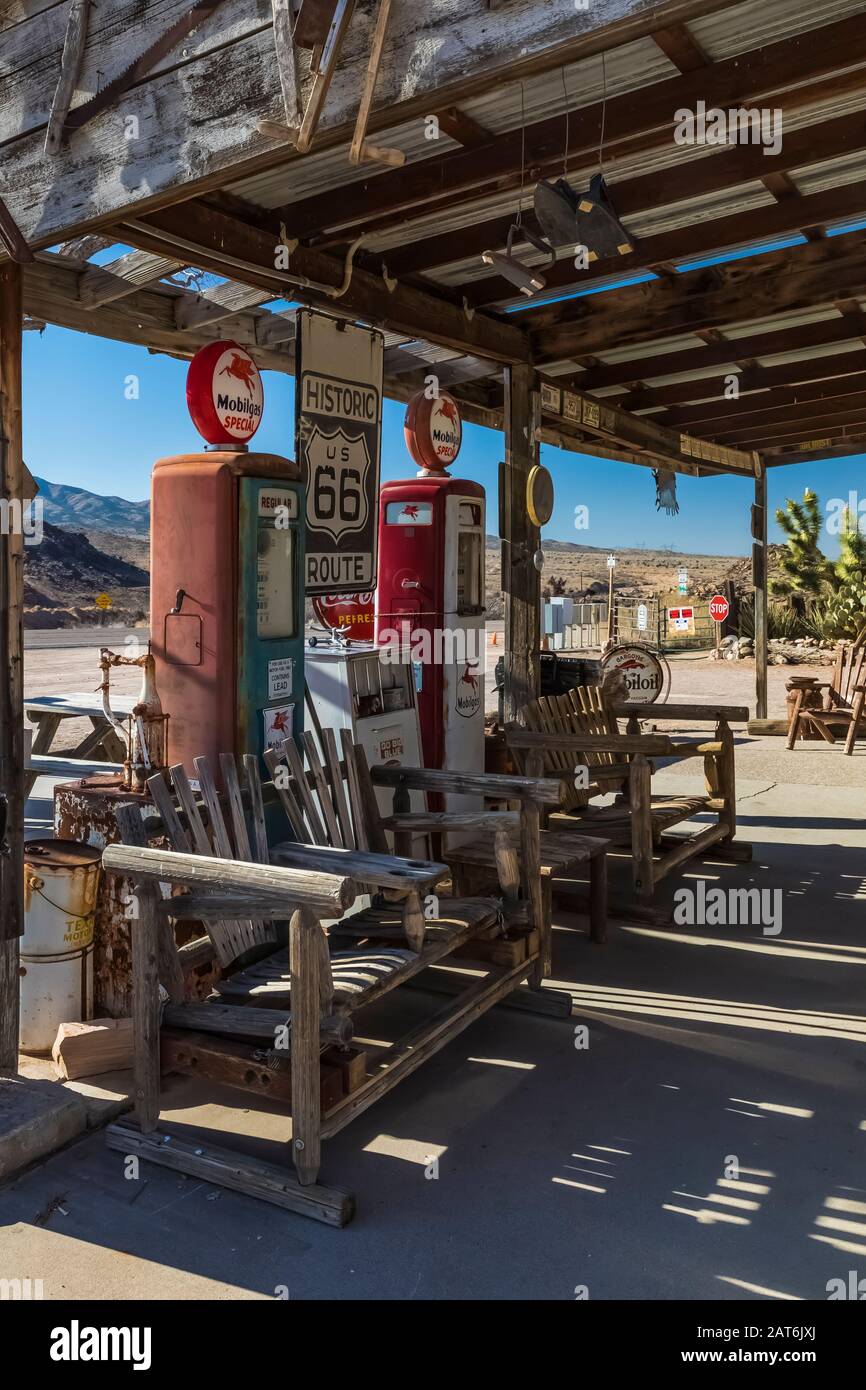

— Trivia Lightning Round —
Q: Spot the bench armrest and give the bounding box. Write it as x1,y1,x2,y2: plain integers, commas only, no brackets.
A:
613,702,749,722
371,762,565,805
381,811,519,833
270,840,447,891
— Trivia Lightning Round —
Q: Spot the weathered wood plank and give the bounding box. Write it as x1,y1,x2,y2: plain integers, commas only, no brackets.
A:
0,0,733,248
532,229,866,362
502,364,540,721
371,762,565,804
77,251,183,308
162,999,353,1044
102,841,356,912
0,261,24,1069
106,1122,355,1225
289,906,322,1185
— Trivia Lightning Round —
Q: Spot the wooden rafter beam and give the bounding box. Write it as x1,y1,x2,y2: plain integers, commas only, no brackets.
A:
651,369,866,429
714,401,866,445
124,201,530,364
2,0,738,251
386,106,866,289
77,250,185,309
537,373,755,474
278,13,866,243
22,254,295,373
174,282,276,331
650,21,709,72
763,438,866,464
463,149,866,308
612,346,866,414
529,228,866,361
559,312,866,392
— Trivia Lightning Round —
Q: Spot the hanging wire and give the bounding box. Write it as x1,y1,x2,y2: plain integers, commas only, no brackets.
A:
515,81,526,227
561,67,570,178
598,51,608,174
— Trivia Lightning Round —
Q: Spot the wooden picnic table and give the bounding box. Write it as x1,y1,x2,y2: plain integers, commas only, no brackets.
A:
25,692,134,763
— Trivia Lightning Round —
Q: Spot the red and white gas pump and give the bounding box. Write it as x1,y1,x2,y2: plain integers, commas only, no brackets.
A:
375,393,486,812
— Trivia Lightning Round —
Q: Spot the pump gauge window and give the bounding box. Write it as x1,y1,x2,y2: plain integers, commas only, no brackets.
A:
257,527,296,639
457,503,484,615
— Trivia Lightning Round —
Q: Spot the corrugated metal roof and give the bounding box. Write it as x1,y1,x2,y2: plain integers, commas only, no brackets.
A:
689,0,865,61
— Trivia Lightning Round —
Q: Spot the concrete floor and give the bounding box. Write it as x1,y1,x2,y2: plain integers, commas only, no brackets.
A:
2,752,865,1301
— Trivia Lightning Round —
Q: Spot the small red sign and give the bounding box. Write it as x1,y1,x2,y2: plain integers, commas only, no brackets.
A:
404,390,462,472
187,340,264,445
312,592,375,640
709,594,730,623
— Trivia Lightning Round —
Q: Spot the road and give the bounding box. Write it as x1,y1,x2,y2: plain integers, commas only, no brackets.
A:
24,626,148,650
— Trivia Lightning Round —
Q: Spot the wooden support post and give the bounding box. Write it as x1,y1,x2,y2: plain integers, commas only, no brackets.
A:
629,755,655,901
290,906,322,1186
502,364,540,722
753,463,769,720
589,852,607,946
131,881,162,1132
717,719,736,845
0,262,23,1074
522,752,548,987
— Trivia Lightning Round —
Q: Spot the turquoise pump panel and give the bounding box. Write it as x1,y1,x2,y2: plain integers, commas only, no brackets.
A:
237,475,305,765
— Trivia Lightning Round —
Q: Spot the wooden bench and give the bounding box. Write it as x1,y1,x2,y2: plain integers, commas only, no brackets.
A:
25,692,133,763
508,686,750,901
102,732,573,1225
24,754,123,801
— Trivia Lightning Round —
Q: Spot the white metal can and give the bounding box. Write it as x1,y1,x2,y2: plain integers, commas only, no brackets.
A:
20,840,102,1054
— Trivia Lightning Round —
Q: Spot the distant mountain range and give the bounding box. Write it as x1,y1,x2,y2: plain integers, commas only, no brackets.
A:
34,476,149,537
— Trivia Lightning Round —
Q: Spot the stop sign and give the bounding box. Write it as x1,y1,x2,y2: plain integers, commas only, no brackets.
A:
709,594,730,623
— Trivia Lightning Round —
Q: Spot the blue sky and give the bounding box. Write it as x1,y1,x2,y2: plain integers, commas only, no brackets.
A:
22,320,864,559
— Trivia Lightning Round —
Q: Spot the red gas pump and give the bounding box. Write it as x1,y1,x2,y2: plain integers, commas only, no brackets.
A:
375,393,486,807
150,342,305,776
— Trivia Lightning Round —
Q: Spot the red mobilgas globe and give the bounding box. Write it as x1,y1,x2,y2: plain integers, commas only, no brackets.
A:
404,390,462,471
186,340,264,445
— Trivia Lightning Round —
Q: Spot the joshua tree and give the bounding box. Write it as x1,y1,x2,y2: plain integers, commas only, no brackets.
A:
836,507,866,586
770,489,834,611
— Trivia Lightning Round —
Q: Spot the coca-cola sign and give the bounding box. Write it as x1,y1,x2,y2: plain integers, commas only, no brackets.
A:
312,592,375,641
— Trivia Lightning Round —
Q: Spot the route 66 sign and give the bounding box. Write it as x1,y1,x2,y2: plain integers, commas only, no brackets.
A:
297,310,383,594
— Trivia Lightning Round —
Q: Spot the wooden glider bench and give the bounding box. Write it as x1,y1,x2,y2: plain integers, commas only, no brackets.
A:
394,764,611,945
508,687,750,902
102,734,572,1226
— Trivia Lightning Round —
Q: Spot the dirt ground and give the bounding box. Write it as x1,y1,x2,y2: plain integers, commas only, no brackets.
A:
23,626,804,765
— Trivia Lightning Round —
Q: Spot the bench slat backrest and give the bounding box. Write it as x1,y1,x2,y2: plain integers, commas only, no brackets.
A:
264,729,390,856
145,758,279,967
831,638,866,708
519,685,623,810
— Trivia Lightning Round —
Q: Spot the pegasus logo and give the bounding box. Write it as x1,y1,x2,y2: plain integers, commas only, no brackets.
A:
219,352,257,395
459,663,480,693
439,399,459,426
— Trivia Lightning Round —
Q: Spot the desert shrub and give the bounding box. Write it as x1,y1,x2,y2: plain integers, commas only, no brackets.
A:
738,600,806,640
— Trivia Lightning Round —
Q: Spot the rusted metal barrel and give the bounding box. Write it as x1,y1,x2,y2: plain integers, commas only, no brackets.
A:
21,840,102,1053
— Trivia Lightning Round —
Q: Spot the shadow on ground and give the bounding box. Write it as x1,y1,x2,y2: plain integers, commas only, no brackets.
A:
1,786,864,1300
